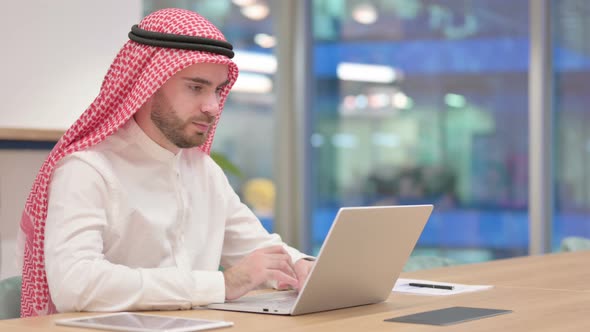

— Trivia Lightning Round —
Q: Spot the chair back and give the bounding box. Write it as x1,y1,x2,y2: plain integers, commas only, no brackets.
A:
561,236,590,252
0,276,22,319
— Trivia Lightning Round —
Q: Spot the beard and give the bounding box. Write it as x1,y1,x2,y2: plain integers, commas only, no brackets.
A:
150,91,215,149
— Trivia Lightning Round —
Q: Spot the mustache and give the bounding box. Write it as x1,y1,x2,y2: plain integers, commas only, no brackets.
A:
187,114,215,124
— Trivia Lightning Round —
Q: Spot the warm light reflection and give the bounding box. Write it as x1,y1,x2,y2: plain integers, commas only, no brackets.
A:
352,3,378,24
254,33,276,48
337,62,397,83
231,0,257,7
392,92,413,109
241,3,270,21
368,93,390,108
232,73,272,93
233,50,277,74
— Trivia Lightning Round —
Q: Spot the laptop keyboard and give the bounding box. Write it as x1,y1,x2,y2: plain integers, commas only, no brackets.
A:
238,291,298,310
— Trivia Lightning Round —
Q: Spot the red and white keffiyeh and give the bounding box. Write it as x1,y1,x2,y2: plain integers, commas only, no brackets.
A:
17,8,238,317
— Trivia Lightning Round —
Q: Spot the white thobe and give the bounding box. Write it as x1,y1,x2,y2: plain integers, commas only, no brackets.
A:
44,118,307,312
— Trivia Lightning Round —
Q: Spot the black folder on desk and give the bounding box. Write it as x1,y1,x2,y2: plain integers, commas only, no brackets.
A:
385,306,512,326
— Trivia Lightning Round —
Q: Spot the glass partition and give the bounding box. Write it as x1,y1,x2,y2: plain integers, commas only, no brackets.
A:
552,0,590,250
140,0,590,260
310,0,530,262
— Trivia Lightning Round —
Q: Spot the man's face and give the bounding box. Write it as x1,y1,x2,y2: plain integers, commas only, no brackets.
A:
149,62,230,149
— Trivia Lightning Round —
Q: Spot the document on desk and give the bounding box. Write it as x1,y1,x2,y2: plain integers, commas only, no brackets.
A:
393,278,493,296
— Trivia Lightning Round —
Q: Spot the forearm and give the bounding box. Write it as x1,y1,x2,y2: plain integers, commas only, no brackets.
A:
46,258,225,312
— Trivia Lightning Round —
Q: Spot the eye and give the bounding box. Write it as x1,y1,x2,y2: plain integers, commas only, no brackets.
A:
189,85,203,92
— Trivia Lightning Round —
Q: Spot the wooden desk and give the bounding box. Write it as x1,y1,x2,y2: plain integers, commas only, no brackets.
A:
407,250,590,291
2,251,589,332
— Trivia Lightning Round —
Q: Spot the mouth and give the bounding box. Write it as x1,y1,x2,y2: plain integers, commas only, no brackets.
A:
191,121,211,133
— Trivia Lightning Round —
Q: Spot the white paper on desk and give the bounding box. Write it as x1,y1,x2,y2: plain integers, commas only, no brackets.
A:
393,278,493,296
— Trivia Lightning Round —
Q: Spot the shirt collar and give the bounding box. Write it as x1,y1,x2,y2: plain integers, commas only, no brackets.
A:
123,117,178,163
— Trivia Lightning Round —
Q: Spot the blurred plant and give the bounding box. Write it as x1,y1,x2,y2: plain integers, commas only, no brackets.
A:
210,151,243,178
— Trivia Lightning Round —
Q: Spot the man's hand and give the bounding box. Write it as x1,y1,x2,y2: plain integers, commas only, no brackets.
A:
222,246,298,300
291,258,315,291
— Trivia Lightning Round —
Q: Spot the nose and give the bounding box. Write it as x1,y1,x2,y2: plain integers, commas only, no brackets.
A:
201,103,220,116
201,93,221,116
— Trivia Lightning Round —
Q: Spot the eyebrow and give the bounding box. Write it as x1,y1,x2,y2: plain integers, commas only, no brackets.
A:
183,77,230,88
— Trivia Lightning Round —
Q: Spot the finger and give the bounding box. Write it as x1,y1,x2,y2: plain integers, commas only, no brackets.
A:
276,281,294,290
294,267,306,283
296,275,308,292
295,262,312,280
269,270,298,289
262,252,296,276
266,258,297,278
294,261,314,290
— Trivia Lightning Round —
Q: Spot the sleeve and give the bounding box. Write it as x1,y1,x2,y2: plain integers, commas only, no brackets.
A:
216,168,312,269
44,156,224,313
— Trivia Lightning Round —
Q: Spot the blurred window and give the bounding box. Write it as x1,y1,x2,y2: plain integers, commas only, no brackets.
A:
552,0,590,249
142,1,590,260
310,0,530,262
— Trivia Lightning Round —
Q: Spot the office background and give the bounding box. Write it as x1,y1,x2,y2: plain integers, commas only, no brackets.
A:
1,0,589,278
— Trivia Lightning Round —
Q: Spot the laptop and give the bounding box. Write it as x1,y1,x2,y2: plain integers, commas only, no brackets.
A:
207,204,433,315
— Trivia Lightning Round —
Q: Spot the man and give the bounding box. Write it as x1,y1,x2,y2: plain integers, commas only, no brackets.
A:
17,8,313,317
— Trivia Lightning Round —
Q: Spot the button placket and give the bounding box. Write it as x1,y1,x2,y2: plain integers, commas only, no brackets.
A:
172,158,191,269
